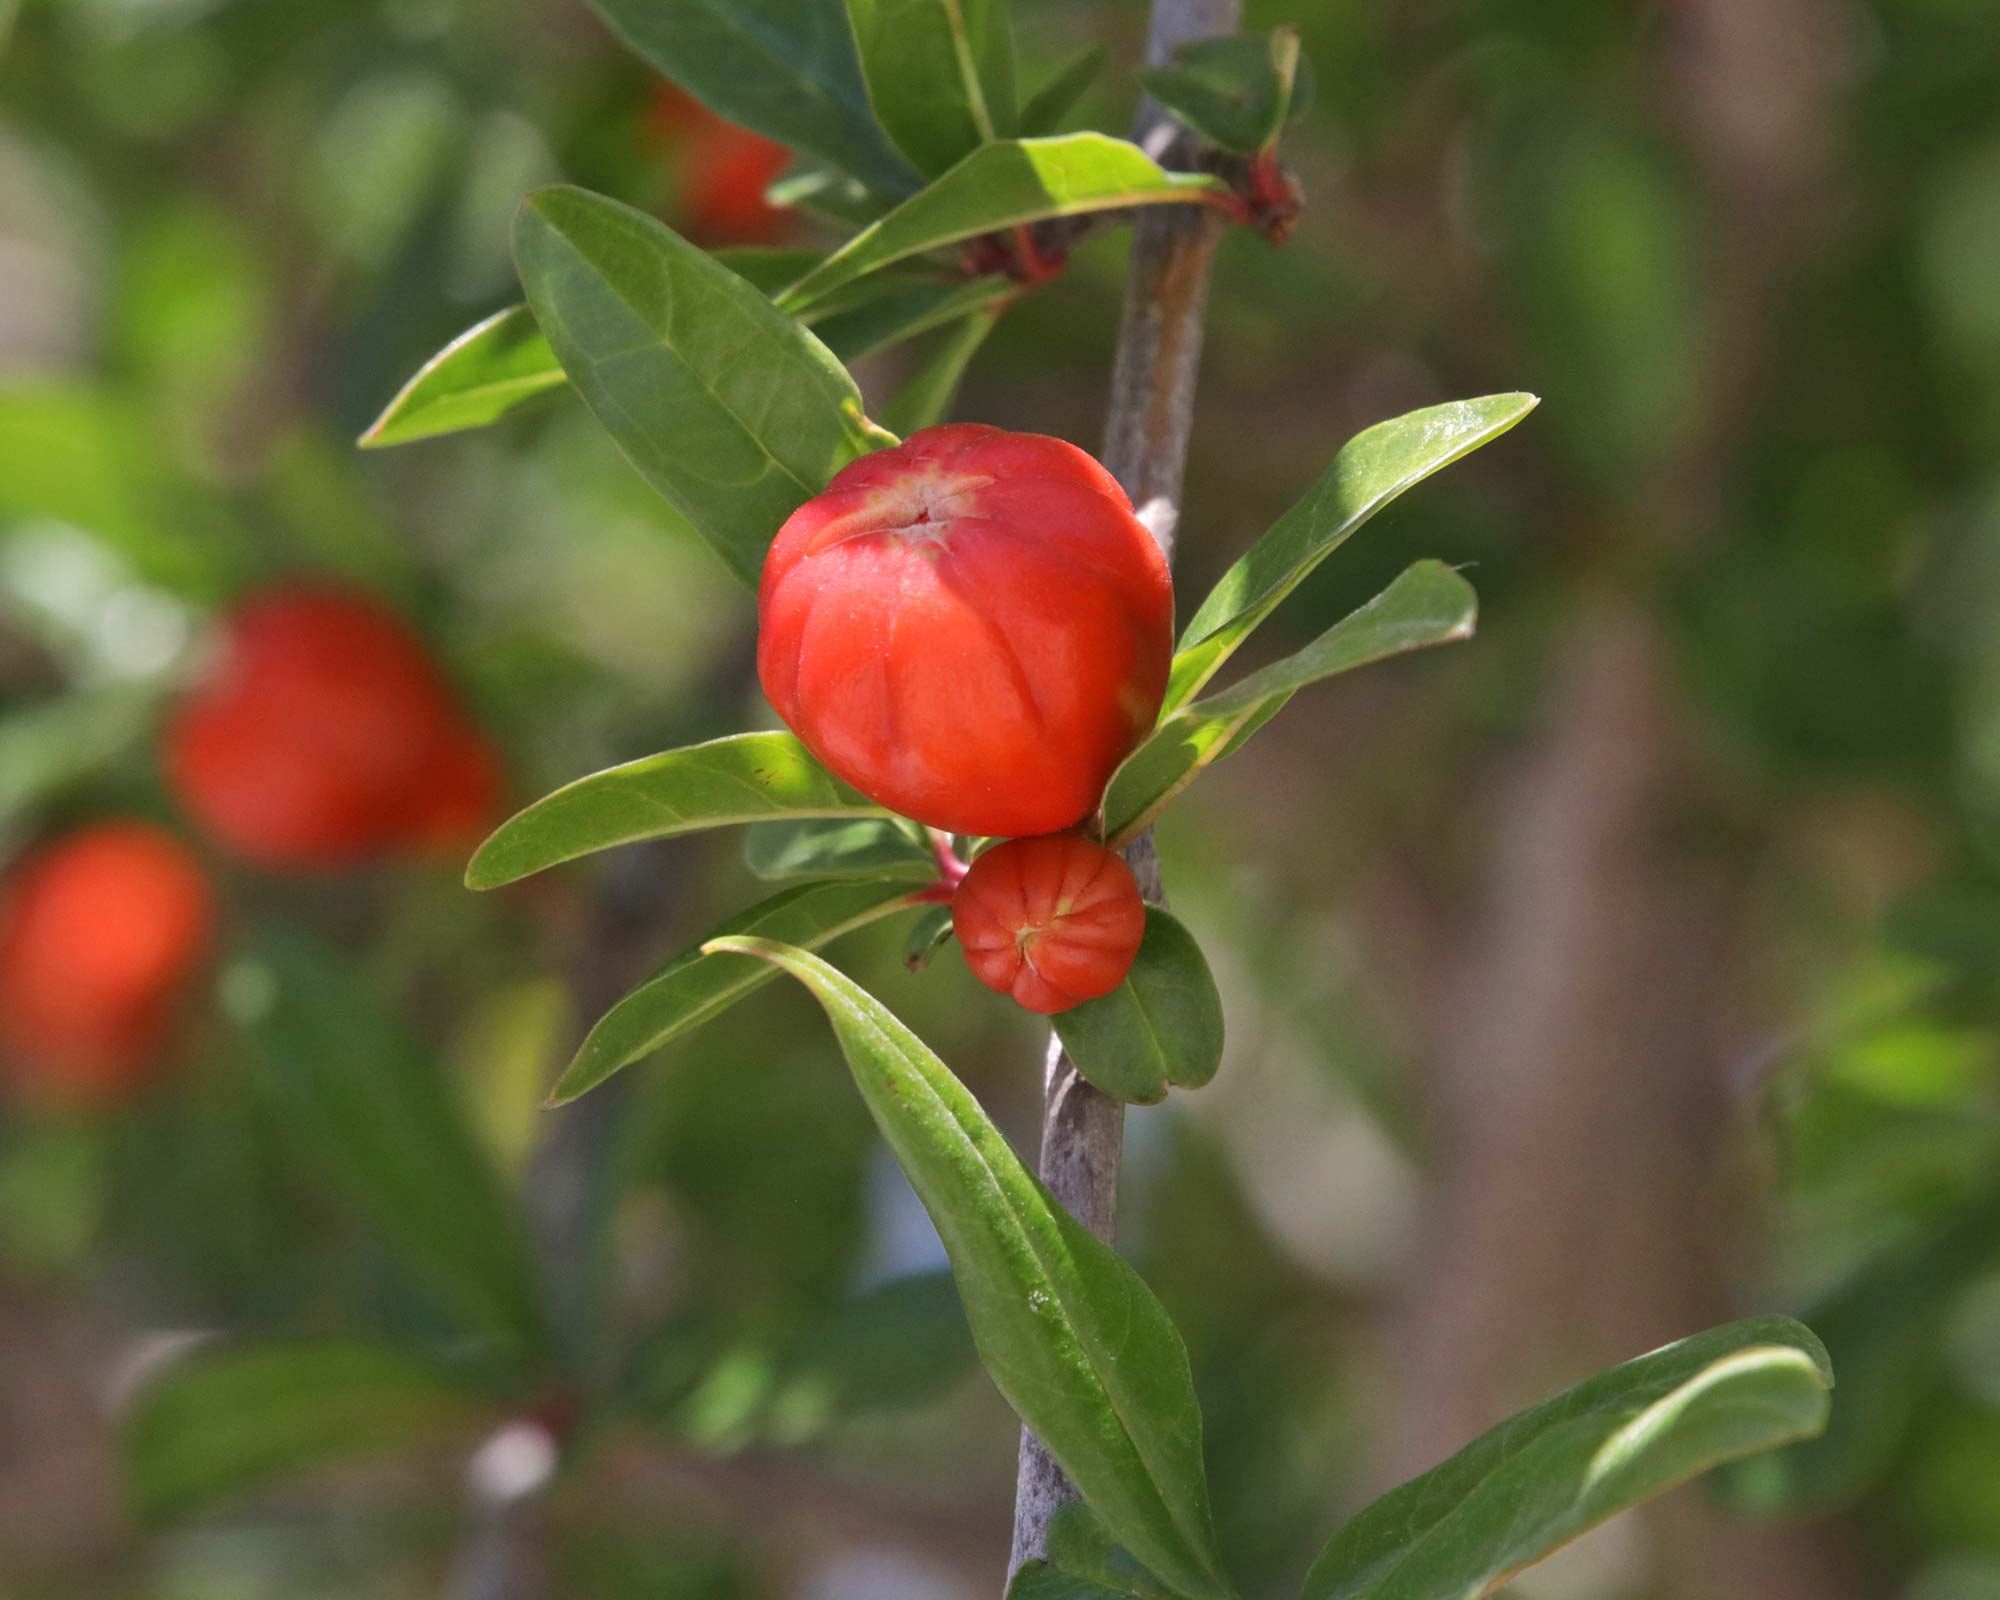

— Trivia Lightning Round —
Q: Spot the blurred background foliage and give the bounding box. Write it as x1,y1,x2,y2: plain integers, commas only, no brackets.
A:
2,0,2000,1596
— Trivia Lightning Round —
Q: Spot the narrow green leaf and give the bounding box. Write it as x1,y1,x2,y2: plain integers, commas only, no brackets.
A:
1302,1316,1833,1600
468,732,885,891
124,1340,495,1524
768,159,896,228
514,187,890,589
1138,32,1308,156
247,934,545,1353
903,904,956,972
1053,909,1223,1104
813,275,1016,364
744,817,934,881
845,0,1016,175
704,938,1236,1600
1169,395,1537,713
586,0,918,196
357,306,566,448
1107,562,1477,844
878,308,1004,435
549,877,925,1105
777,134,1230,316
1019,45,1109,136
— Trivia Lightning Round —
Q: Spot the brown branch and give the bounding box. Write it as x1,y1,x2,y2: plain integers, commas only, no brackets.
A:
1006,0,1243,1581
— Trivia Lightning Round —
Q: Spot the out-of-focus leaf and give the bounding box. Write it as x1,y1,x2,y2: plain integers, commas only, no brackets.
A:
878,309,1003,434
1301,1317,1833,1600
1168,395,1536,714
468,732,885,891
704,938,1235,1600
550,877,927,1106
1019,46,1109,136
1108,562,1477,844
743,817,934,881
777,135,1229,316
845,0,1015,175
768,1268,975,1430
0,687,158,827
812,276,1016,363
1719,1193,2000,1513
1044,1504,1185,1599
586,0,917,195
514,187,892,588
767,160,895,228
903,904,956,972
450,978,573,1178
1010,1566,1144,1600
1137,29,1311,155
124,1340,495,1524
247,933,545,1353
1053,909,1223,1104
357,306,566,448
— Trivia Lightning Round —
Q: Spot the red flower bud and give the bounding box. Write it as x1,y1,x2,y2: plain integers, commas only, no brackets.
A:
758,425,1172,839
951,835,1145,1014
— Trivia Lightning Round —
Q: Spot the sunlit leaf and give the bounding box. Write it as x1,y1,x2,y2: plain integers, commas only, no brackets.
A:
706,938,1237,1599
1107,562,1477,844
357,306,565,448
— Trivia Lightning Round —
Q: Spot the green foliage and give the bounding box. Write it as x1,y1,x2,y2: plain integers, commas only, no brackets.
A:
879,307,1004,433
742,817,934,881
1137,30,1312,156
845,0,1016,175
247,934,548,1356
357,305,565,448
1019,46,1110,136
124,1340,496,1524
1170,396,1535,713
1109,561,1478,843
548,877,929,1105
585,0,917,196
1053,908,1224,1104
467,733,884,891
514,187,891,588
1302,1318,1834,1600
706,938,1236,1600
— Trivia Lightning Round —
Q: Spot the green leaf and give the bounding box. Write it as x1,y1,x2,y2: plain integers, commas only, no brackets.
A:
878,308,1004,434
768,159,896,228
1717,1193,2000,1513
1019,45,1109,136
514,187,891,588
1010,1566,1148,1600
247,934,547,1354
845,0,1016,175
1044,1504,1185,1599
1107,562,1477,844
586,0,918,196
777,134,1230,316
124,1340,495,1524
1053,909,1223,1104
773,1268,976,1422
705,938,1236,1599
1168,395,1537,714
1137,30,1312,156
812,275,1017,363
469,732,886,891
357,306,566,448
744,817,934,881
1301,1316,1833,1600
549,877,926,1106
903,904,956,972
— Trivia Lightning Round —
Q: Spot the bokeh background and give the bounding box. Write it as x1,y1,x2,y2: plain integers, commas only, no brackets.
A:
4,0,2000,1595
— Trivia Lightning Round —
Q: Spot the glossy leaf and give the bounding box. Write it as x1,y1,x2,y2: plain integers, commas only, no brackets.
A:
125,1340,494,1524
777,134,1229,316
845,0,1015,175
1107,562,1477,844
743,817,934,881
586,0,917,196
549,877,927,1105
468,732,885,891
514,187,891,588
879,308,1004,434
1137,30,1311,156
1019,45,1109,136
357,306,565,448
1053,908,1223,1104
248,933,545,1351
1168,394,1537,713
1302,1316,1833,1600
704,938,1236,1600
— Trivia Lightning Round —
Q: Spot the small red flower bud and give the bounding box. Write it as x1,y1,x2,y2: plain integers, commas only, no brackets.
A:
0,823,214,1106
758,425,1173,839
164,585,500,870
951,835,1145,1015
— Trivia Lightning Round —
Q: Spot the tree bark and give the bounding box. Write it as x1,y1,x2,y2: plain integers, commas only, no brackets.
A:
1006,0,1242,1580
